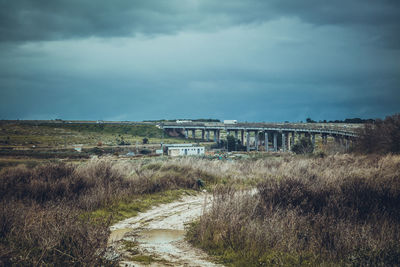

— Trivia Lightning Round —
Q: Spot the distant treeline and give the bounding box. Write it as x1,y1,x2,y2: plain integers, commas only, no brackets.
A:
306,117,375,123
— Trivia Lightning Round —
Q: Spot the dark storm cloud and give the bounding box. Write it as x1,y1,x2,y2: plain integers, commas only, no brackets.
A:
1,0,400,47
0,1,399,121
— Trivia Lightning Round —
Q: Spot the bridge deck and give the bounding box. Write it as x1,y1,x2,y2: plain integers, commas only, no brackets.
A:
160,122,361,137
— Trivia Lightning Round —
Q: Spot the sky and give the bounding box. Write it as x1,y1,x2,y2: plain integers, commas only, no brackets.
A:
0,0,399,122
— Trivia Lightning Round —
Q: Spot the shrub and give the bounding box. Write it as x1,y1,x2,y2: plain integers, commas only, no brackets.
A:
355,113,400,154
140,148,151,155
187,154,400,266
291,137,314,154
0,201,111,266
0,157,223,265
89,146,104,155
226,135,236,152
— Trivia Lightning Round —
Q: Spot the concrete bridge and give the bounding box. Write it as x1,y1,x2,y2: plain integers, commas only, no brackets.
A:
160,122,359,152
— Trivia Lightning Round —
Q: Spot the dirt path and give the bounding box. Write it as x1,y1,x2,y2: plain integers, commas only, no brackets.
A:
108,192,221,266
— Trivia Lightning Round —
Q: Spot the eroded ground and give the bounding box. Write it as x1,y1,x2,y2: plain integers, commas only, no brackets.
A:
108,192,220,266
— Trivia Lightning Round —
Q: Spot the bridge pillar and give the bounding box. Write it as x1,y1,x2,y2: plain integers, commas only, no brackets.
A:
235,130,238,140
291,132,295,147
287,132,291,151
273,132,278,151
201,130,205,140
241,130,244,145
282,132,286,152
312,133,316,147
192,129,195,139
340,137,344,147
334,135,340,145
265,131,269,152
217,130,220,143
255,131,259,151
213,130,217,142
345,137,349,151
184,128,188,139
227,130,230,137
246,130,250,152
298,132,302,141
206,130,210,141
322,134,328,145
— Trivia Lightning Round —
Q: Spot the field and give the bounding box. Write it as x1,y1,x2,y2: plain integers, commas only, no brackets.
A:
1,118,399,266
187,154,400,266
0,121,188,148
1,153,400,265
0,121,198,170
0,156,218,265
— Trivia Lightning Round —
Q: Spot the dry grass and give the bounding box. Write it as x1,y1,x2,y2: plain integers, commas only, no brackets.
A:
187,154,400,266
354,113,400,154
0,156,220,265
3,154,399,265
0,121,185,148
0,202,110,266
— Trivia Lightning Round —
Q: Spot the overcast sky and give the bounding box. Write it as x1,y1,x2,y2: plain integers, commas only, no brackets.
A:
0,0,399,122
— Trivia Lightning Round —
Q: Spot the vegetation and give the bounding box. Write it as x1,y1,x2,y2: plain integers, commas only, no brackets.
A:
354,113,400,154
227,135,236,152
306,117,316,123
329,117,375,124
1,115,399,266
0,157,220,265
187,154,400,266
0,121,183,149
291,136,314,154
40,123,163,137
305,117,375,123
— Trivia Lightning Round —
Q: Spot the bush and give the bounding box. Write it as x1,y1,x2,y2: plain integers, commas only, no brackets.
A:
187,154,400,266
0,157,222,265
89,146,104,155
291,137,314,154
139,148,151,155
0,202,111,266
226,135,236,152
355,113,400,154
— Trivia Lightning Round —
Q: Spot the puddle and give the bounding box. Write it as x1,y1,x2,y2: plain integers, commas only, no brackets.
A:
137,229,185,244
109,194,220,266
108,228,132,244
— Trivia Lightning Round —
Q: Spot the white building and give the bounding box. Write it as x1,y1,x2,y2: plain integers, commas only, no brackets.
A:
166,145,205,156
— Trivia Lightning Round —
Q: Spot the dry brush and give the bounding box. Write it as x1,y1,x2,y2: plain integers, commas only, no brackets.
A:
187,154,400,266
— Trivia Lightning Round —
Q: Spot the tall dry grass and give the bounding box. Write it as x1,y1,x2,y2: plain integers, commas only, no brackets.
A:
0,156,221,265
187,154,400,266
354,113,400,154
3,154,398,265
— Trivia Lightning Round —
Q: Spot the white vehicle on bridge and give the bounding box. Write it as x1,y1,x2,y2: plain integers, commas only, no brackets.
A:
176,120,192,123
223,120,237,124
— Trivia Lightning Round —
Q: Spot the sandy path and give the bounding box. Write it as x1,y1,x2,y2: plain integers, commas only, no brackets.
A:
108,192,221,266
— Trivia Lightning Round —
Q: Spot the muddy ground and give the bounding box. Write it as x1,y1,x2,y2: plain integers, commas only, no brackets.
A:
108,192,220,266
